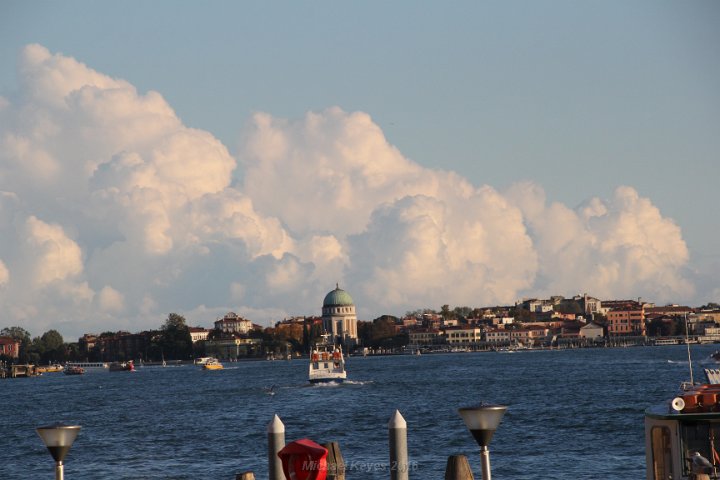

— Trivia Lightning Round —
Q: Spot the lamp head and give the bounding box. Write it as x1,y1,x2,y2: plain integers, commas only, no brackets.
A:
458,403,507,448
36,423,81,462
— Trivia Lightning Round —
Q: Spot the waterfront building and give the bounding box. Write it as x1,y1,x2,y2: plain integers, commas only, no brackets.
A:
574,294,602,316
321,285,358,346
607,302,646,336
408,329,443,346
203,336,262,360
579,321,604,339
485,329,511,344
0,336,20,359
274,318,304,343
189,327,209,343
559,321,582,339
401,317,419,328
78,334,98,355
525,298,555,313
490,316,514,326
214,312,253,335
445,326,483,345
645,305,692,317
510,327,549,346
97,331,155,361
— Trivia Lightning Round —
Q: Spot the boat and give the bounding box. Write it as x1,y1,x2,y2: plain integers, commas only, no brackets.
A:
645,315,720,479
109,360,135,372
64,366,85,375
309,343,346,383
36,364,64,373
64,361,109,373
644,372,720,479
203,358,223,370
194,357,212,365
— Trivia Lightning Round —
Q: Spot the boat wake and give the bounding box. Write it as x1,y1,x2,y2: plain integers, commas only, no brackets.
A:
311,381,343,388
343,380,372,386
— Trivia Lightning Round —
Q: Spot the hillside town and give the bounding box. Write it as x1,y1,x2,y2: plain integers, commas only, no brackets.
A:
2,287,720,369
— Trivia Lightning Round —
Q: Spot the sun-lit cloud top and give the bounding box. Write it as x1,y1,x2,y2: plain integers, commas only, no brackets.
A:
0,45,695,338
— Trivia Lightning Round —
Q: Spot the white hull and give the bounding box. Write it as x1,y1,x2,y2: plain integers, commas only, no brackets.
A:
309,345,346,383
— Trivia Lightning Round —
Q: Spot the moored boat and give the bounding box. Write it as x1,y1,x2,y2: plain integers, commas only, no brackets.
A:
65,361,109,373
647,319,720,480
309,344,346,383
36,364,64,373
645,376,720,479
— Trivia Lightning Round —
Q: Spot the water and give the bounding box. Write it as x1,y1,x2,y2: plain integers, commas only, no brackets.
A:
2,344,716,479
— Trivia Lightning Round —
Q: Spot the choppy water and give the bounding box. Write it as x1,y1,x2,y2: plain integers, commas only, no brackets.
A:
3,344,717,479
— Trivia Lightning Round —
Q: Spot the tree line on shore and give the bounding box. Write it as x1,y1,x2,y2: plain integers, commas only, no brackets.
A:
3,301,718,365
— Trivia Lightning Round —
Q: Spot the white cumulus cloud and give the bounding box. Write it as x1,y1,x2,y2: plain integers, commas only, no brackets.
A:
0,45,699,338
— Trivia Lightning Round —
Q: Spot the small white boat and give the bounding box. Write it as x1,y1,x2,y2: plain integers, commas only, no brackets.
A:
309,344,346,383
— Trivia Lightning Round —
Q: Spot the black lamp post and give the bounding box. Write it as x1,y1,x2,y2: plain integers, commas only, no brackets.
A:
458,403,507,480
36,423,81,480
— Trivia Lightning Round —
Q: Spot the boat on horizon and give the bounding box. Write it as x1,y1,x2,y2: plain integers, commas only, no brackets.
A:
109,360,135,372
309,341,346,383
65,361,109,373
36,364,64,373
64,366,85,375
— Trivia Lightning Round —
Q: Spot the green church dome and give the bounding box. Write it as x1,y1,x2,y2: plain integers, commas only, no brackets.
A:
323,285,354,307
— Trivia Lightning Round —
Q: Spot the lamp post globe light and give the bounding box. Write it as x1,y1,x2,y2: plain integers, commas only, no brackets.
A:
458,403,507,480
36,423,81,480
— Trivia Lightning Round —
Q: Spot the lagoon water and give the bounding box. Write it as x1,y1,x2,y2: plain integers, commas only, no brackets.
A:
3,344,717,479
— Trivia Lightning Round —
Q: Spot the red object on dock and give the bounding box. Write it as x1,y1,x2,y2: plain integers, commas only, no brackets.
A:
278,438,328,480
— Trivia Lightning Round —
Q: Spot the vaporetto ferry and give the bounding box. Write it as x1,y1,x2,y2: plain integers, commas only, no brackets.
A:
64,361,110,373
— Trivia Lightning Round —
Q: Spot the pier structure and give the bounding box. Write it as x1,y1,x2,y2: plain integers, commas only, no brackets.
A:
240,408,499,480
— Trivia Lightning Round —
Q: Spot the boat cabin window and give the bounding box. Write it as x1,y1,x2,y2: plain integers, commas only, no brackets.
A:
679,421,720,477
650,426,673,480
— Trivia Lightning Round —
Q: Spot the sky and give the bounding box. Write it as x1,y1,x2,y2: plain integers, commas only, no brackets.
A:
0,1,719,340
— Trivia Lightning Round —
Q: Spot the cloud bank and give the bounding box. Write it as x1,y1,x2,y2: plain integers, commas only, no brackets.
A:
0,45,695,338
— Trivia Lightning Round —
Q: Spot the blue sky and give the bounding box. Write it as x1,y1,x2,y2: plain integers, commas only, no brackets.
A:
0,1,718,337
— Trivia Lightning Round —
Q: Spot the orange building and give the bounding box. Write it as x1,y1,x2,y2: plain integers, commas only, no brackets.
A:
607,305,646,336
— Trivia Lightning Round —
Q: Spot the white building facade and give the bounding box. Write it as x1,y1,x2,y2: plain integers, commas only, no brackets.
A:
322,285,358,346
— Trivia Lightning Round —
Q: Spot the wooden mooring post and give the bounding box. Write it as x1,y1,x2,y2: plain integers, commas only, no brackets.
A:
323,441,345,480
444,455,474,480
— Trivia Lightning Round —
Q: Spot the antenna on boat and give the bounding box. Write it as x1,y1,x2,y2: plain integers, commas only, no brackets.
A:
685,313,694,385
